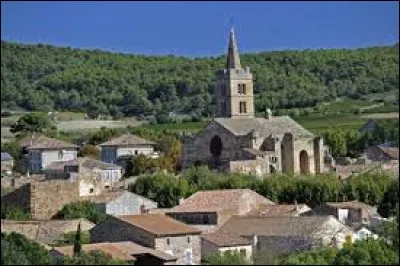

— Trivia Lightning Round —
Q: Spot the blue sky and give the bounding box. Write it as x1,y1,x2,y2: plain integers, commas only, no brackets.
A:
1,1,399,57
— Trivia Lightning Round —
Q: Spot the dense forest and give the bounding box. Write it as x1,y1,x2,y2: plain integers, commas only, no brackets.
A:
1,41,398,118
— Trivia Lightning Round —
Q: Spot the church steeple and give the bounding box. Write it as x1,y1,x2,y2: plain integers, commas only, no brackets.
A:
226,27,241,69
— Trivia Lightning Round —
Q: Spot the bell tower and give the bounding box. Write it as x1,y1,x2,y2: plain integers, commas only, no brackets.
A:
215,27,254,118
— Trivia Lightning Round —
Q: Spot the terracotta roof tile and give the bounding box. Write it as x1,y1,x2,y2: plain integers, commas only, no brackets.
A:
116,214,201,236
99,134,155,147
170,189,274,213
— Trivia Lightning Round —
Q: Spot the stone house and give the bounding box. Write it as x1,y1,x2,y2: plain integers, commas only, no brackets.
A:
351,225,378,241
312,201,379,226
90,214,202,265
17,134,78,174
1,152,14,174
358,119,381,135
166,189,275,233
1,218,95,246
245,203,312,217
204,215,354,260
51,241,177,265
81,190,158,216
45,157,123,189
201,233,253,263
99,134,157,168
182,28,333,177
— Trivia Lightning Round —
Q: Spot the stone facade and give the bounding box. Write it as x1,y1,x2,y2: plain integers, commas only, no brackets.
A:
22,149,78,174
181,28,333,177
101,145,154,164
201,239,252,262
90,216,201,265
1,179,80,220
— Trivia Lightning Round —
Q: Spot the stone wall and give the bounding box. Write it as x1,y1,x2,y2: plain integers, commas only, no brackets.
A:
229,158,267,177
105,192,158,216
30,180,80,220
257,235,318,257
155,235,201,265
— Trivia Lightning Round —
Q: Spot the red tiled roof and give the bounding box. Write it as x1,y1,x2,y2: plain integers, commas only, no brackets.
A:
170,189,274,213
116,214,201,236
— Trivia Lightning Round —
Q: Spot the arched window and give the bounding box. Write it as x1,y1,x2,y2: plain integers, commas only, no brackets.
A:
300,150,310,174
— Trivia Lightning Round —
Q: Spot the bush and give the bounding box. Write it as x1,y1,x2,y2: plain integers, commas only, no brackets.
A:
205,251,250,265
1,204,31,221
57,201,107,224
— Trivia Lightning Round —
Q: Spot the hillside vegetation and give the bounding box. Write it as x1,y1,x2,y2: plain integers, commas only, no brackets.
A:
1,41,398,118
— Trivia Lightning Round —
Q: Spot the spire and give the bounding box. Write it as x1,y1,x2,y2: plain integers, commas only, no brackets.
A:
226,27,241,69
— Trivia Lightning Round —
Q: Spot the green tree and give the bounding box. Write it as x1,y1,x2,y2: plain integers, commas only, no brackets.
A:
59,250,129,265
1,232,54,265
10,112,56,136
205,251,250,265
280,247,337,265
78,144,100,159
57,201,106,224
73,223,82,256
378,179,399,218
1,204,31,221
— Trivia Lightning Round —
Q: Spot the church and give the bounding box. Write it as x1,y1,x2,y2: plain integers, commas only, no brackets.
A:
182,28,334,177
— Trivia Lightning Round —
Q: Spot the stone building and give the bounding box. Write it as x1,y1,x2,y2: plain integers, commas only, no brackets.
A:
312,201,379,226
182,28,332,177
203,215,354,261
99,134,157,168
82,190,158,216
45,157,123,189
166,189,274,233
17,134,78,174
90,214,202,265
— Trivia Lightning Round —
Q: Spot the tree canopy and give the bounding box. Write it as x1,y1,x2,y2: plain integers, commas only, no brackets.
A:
2,41,398,117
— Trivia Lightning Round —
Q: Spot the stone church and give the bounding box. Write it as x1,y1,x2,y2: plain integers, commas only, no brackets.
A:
182,28,333,177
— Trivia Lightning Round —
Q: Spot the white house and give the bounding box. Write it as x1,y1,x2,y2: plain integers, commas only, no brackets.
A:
17,134,78,173
99,134,157,166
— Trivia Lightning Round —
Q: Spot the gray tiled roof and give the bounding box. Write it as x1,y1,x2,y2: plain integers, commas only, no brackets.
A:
17,134,78,150
46,157,122,171
216,216,337,237
99,134,156,147
214,116,313,138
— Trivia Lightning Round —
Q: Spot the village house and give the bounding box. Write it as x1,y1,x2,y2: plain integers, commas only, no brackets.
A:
351,224,379,241
51,241,177,265
312,201,380,226
17,134,78,174
45,157,123,189
90,214,202,265
1,152,14,174
99,134,157,169
202,215,354,261
81,190,158,216
181,28,334,177
165,189,275,233
1,218,95,246
363,142,399,162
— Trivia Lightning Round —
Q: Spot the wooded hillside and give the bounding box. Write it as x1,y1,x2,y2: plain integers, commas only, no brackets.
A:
1,41,398,118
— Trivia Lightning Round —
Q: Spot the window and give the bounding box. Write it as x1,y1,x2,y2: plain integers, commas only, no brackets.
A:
184,249,193,265
58,151,63,159
135,150,138,155
89,188,94,194
167,238,170,245
239,101,247,113
240,249,247,257
237,83,247,95
187,236,191,244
